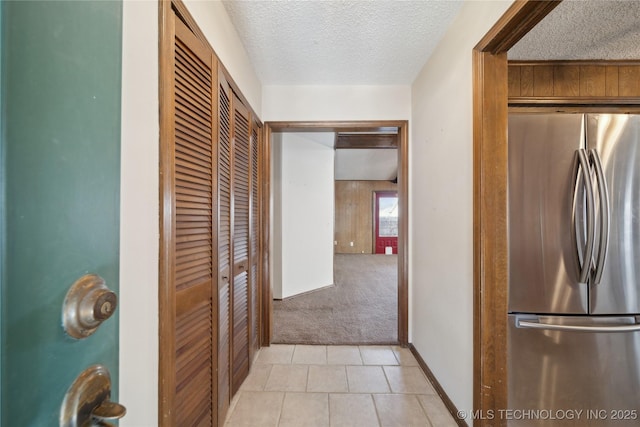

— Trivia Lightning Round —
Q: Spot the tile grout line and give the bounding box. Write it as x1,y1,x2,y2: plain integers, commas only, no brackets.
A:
264,364,273,391
381,364,394,394
391,347,400,365
370,393,383,427
290,344,296,364
326,391,332,427
341,365,347,395
325,345,328,366
274,391,286,427
415,394,436,427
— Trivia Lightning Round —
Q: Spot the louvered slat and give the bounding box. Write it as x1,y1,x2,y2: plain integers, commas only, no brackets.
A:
175,298,212,426
230,294,248,383
217,283,230,418
250,125,260,353
174,33,213,290
231,97,251,395
218,84,231,271
172,17,214,427
217,75,232,421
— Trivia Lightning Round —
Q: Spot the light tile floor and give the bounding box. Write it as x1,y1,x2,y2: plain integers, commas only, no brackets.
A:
224,345,458,427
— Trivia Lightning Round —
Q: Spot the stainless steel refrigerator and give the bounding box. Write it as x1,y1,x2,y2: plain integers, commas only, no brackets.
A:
508,113,640,426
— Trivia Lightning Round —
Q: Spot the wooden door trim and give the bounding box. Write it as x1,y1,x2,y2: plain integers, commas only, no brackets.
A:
158,2,175,424
263,120,409,346
261,125,273,345
472,1,561,425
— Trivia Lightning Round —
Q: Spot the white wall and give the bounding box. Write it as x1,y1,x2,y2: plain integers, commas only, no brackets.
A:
183,0,262,117
272,133,335,299
120,1,158,426
262,84,410,302
119,1,262,425
262,85,411,122
409,0,512,416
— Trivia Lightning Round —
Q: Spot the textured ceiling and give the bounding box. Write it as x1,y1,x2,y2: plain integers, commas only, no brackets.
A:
222,0,463,85
510,0,640,60
232,1,640,177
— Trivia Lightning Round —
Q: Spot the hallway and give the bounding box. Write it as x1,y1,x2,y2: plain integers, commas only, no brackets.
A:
224,345,457,426
273,255,398,344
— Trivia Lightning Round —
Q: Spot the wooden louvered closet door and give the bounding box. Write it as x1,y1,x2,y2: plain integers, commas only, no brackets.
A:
217,70,233,422
249,121,261,360
231,94,252,395
170,14,217,426
161,4,264,425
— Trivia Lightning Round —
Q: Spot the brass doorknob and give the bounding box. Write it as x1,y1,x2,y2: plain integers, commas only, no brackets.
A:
60,365,126,427
62,274,118,339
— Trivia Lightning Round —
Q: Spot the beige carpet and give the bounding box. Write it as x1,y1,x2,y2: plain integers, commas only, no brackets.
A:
272,254,398,344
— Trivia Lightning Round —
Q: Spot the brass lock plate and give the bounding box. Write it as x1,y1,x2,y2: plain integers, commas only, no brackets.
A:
62,274,118,339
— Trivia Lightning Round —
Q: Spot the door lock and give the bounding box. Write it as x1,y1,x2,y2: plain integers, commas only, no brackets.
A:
62,274,118,339
60,365,126,427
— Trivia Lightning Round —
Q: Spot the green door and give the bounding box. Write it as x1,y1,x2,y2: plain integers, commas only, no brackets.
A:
1,1,122,425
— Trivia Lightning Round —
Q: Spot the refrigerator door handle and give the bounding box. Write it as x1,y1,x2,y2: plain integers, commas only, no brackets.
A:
515,315,640,333
590,149,610,285
575,149,596,285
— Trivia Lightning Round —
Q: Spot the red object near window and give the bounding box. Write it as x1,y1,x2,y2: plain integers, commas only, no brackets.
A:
374,191,398,254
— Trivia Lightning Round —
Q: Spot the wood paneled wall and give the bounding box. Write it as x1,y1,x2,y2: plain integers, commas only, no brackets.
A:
509,61,640,101
334,180,397,254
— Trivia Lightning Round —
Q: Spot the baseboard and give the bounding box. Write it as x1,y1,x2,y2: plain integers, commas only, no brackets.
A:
274,283,335,301
409,343,469,427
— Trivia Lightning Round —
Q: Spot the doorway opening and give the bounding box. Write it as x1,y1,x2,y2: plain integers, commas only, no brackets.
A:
263,121,409,346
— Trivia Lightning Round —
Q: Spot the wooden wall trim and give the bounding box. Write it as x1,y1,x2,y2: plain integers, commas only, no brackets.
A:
409,344,468,427
158,1,175,425
335,133,398,149
268,120,407,132
261,125,272,345
397,122,408,345
509,97,640,106
509,60,640,103
510,59,640,67
475,1,561,53
510,105,640,114
472,50,509,427
473,2,560,426
263,120,409,346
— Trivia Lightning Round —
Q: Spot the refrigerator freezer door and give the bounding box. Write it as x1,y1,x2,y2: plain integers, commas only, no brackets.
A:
587,114,640,314
508,314,640,427
508,114,588,314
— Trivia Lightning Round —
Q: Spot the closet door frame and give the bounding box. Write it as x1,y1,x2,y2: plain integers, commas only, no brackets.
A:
159,1,265,425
